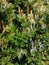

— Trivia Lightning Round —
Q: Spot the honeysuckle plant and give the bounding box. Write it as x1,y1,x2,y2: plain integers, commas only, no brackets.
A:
0,0,49,65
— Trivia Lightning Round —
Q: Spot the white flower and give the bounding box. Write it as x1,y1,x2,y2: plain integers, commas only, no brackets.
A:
28,14,35,25
33,3,39,7
40,5,46,12
35,14,39,20
41,24,46,29
31,19,35,24
30,47,37,53
30,41,37,53
38,39,43,51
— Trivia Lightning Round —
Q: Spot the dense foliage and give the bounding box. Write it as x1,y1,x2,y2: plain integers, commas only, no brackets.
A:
0,0,49,65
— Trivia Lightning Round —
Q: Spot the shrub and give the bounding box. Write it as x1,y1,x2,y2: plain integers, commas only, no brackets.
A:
0,0,49,65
